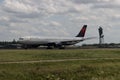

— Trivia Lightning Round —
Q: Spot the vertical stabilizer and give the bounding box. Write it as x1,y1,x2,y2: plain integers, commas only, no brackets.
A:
76,25,87,37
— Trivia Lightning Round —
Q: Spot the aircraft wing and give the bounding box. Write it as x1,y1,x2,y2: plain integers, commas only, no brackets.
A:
60,37,96,45
81,37,97,41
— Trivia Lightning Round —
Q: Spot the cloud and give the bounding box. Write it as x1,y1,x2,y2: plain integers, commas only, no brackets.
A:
0,16,9,21
0,0,119,43
72,0,112,4
50,21,61,26
3,0,39,14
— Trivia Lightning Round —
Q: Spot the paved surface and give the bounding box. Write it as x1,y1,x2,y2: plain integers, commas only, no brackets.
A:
0,58,120,64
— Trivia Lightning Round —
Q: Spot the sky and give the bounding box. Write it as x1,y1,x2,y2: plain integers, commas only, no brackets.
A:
0,0,120,44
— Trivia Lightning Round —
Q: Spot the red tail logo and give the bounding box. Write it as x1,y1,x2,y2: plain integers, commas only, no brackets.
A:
76,25,87,37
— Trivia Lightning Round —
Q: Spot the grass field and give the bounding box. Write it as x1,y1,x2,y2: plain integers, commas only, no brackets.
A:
0,49,120,80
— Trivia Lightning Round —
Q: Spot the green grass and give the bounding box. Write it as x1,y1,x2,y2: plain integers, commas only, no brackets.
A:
0,49,120,62
0,60,120,80
0,49,120,80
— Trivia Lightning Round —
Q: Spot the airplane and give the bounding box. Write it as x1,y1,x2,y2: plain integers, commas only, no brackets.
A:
18,25,93,49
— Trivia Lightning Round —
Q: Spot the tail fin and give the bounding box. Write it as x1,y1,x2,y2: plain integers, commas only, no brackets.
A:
76,25,87,37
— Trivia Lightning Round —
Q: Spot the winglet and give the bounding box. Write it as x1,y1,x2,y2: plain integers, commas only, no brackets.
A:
76,25,87,37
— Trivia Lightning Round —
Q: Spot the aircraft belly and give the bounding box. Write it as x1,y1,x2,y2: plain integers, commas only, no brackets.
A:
61,40,80,45
20,40,49,45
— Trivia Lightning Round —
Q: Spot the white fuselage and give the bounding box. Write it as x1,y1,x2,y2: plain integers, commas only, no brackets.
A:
18,36,84,45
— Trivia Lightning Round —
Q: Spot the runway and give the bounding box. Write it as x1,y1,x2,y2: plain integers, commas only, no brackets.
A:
0,58,120,64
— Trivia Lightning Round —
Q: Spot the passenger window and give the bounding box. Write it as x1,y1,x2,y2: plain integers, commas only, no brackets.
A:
19,38,23,40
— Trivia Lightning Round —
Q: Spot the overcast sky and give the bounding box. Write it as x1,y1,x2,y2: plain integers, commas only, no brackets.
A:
0,0,120,44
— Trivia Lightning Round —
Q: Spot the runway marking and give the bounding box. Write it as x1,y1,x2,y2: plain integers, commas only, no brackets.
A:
0,58,120,64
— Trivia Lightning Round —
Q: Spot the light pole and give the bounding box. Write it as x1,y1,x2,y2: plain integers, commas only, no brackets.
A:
98,27,104,46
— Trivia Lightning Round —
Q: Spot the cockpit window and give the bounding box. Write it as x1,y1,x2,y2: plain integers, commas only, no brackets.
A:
19,38,24,40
